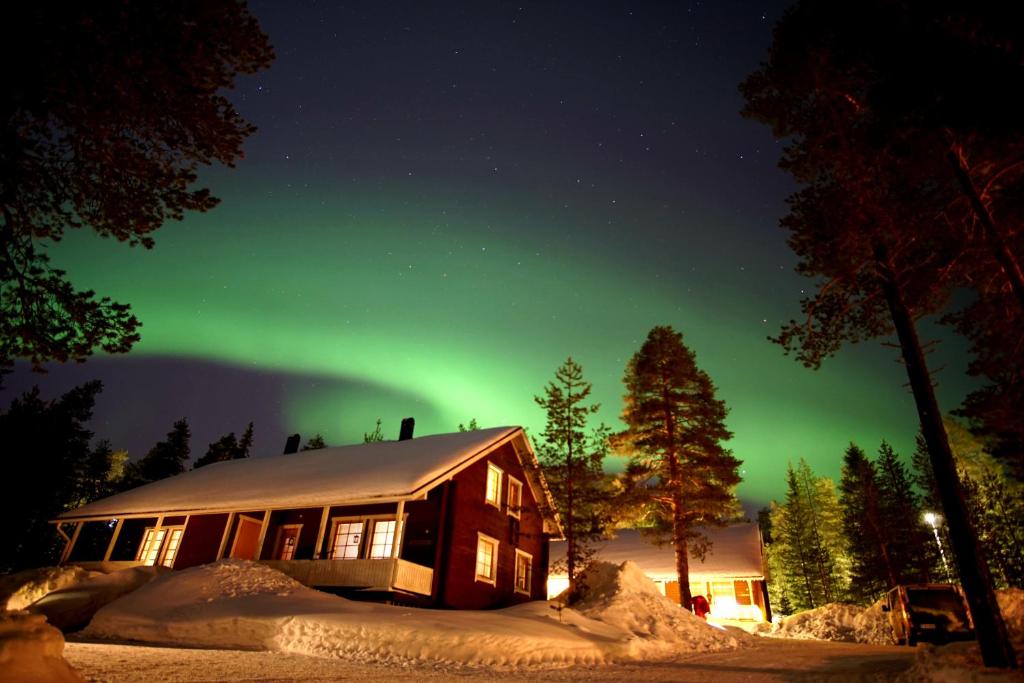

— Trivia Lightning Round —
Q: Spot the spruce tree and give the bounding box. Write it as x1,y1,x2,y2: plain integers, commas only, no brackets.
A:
839,443,895,601
127,418,192,482
191,421,254,469
535,357,609,600
301,433,327,450
0,381,105,570
875,441,933,584
364,419,384,443
616,326,741,610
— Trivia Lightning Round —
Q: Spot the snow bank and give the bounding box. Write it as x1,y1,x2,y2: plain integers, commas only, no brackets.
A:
28,566,166,632
0,611,82,682
573,561,748,652
770,599,891,644
84,559,746,669
0,566,94,611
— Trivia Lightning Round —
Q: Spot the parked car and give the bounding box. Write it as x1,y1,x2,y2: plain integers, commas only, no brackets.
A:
882,584,974,646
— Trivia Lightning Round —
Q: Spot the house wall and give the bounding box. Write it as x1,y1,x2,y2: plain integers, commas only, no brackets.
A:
258,507,324,560
175,513,229,569
440,441,549,609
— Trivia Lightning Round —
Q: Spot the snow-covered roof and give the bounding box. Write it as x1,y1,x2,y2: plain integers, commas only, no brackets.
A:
58,427,556,528
550,524,764,581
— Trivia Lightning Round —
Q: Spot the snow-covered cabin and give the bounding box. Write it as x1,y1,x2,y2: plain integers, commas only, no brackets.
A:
547,524,771,622
52,426,562,609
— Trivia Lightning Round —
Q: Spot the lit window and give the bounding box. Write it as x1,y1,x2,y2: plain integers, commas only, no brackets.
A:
330,521,363,559
369,520,399,559
507,477,523,518
137,528,161,566
160,528,184,567
475,533,499,584
514,549,532,595
485,463,503,507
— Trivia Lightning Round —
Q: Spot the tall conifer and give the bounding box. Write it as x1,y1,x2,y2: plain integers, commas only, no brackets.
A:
535,357,608,600
615,326,741,610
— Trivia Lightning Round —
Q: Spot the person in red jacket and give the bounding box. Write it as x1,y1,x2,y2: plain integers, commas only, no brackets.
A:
692,595,710,620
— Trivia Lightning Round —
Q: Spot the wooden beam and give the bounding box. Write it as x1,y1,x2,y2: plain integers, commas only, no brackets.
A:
313,506,330,559
390,500,405,560
102,518,125,562
216,512,236,560
254,510,272,561
61,522,83,564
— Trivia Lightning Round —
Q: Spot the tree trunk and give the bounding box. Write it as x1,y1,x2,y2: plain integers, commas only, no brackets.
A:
673,494,693,611
875,246,1018,669
948,149,1024,311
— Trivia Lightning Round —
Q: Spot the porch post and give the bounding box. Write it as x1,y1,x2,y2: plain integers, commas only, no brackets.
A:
254,510,272,560
216,512,236,560
61,522,83,564
313,506,330,559
103,518,125,562
390,500,405,560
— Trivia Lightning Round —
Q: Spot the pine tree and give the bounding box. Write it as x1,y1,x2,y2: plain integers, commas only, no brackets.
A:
0,381,104,571
364,419,384,443
458,419,480,432
534,357,609,600
237,422,254,458
301,433,327,451
875,441,933,584
127,418,192,482
615,327,741,610
839,443,895,601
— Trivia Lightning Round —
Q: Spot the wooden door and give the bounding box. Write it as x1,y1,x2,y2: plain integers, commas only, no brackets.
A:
230,516,262,560
275,525,301,560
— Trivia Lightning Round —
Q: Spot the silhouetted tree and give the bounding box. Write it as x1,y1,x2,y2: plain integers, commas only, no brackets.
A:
193,422,252,469
363,419,384,443
122,419,192,485
301,433,327,451
1,2,274,371
0,381,106,570
458,419,480,432
534,358,610,600
615,326,742,610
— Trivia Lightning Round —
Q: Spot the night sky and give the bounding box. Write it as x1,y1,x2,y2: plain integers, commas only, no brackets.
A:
4,1,976,511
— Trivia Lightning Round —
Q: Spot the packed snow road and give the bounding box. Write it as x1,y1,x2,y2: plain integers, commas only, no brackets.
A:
64,638,916,682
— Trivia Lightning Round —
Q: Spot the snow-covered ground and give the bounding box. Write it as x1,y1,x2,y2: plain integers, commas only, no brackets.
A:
0,610,82,683
81,559,745,669
766,588,1024,682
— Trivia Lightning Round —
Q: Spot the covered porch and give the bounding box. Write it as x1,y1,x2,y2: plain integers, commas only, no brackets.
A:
57,497,436,598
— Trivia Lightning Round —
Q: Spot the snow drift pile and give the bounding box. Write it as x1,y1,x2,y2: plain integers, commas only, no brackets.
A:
0,611,82,683
771,599,891,644
83,559,745,668
0,566,93,612
573,560,748,652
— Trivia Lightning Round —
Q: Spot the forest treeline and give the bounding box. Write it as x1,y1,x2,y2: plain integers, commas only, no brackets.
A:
764,430,1024,615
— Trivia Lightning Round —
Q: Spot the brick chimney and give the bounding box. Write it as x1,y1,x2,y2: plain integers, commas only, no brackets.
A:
283,433,301,454
399,417,415,441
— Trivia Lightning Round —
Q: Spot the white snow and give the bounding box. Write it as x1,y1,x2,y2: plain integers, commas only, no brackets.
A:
82,559,746,669
60,427,529,519
769,599,892,644
28,566,166,632
1,566,94,611
0,610,82,682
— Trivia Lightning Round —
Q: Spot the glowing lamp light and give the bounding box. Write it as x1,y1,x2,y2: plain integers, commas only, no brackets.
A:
923,512,938,526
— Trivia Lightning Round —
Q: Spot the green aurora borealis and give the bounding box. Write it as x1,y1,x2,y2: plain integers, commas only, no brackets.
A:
44,172,975,509
6,1,980,510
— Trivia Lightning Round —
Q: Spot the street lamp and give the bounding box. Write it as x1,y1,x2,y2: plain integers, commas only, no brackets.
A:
923,511,951,581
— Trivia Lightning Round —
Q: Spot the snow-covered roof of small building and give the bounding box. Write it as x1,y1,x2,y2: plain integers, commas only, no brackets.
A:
59,427,557,531
549,524,764,581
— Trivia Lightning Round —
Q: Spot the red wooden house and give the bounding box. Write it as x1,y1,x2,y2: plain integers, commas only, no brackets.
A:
52,426,561,609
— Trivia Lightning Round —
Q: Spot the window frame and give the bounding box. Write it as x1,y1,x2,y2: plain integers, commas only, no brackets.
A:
475,532,499,585
514,548,533,596
507,475,523,519
327,514,406,560
274,523,303,560
485,462,503,508
137,525,185,568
